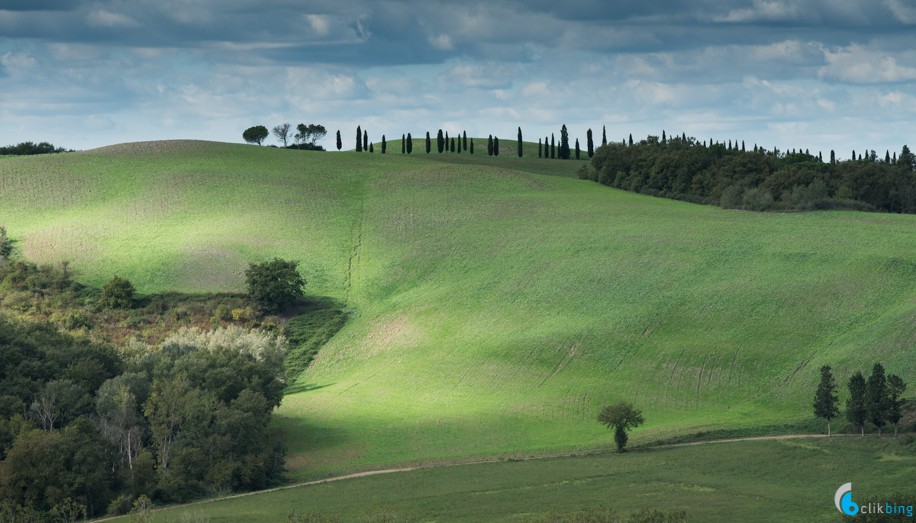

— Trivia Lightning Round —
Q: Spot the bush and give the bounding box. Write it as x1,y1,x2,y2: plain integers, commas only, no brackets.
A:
244,259,305,314
101,276,135,309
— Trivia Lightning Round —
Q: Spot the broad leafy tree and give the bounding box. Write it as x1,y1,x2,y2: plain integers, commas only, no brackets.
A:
244,258,304,314
597,402,644,452
242,125,269,145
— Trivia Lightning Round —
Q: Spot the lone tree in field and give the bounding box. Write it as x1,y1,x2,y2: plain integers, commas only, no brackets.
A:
381,135,387,154
846,371,867,437
866,363,889,436
887,374,907,437
813,365,839,436
272,123,291,147
245,258,305,314
336,130,342,151
100,276,135,309
586,129,594,158
356,126,363,152
598,402,644,452
517,127,523,158
243,125,269,145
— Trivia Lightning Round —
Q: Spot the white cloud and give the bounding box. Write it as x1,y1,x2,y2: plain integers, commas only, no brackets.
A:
715,0,805,22
884,0,916,23
819,44,916,83
86,9,140,28
306,14,331,36
428,34,454,51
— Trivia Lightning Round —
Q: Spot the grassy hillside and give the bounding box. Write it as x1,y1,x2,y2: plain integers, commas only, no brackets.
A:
1,140,914,481
108,438,916,522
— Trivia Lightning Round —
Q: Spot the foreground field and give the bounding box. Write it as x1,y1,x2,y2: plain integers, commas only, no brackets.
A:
1,141,914,481
107,438,916,522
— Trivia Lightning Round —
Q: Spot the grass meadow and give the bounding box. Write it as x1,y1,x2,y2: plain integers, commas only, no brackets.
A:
2,140,915,513
106,438,916,522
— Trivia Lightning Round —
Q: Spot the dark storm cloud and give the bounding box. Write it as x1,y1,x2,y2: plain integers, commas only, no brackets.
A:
1,0,910,66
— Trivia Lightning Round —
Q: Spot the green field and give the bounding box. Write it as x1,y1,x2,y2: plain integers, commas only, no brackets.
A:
109,438,916,522
1,140,914,487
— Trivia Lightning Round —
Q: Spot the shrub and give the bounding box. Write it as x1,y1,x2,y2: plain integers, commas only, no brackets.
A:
101,276,135,309
244,259,305,314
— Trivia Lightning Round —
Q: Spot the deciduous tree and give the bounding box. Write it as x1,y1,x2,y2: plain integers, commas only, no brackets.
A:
272,123,291,147
244,258,304,314
597,402,644,452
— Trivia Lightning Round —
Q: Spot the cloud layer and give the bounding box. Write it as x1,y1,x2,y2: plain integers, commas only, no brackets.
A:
1,0,914,156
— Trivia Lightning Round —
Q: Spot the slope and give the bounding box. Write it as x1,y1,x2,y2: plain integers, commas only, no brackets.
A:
1,140,913,481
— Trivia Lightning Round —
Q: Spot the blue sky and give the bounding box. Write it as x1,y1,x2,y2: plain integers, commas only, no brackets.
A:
1,0,914,158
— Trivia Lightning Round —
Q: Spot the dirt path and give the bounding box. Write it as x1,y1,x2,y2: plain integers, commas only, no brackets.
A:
91,433,847,521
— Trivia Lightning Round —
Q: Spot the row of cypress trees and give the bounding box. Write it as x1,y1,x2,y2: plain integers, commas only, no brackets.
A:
814,364,908,437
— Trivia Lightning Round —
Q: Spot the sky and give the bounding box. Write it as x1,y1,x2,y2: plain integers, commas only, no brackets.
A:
1,0,915,158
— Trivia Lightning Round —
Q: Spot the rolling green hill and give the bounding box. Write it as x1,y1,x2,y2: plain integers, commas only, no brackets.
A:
1,140,913,481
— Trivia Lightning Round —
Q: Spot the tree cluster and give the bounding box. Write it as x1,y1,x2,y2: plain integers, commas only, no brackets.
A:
244,123,326,150
814,364,908,437
586,135,916,213
0,317,288,518
0,142,70,155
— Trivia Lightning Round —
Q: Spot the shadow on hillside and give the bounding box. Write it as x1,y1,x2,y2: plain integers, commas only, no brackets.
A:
285,382,334,395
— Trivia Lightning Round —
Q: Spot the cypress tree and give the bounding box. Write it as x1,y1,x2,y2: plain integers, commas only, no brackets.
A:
517,127,523,158
682,132,686,142
852,150,856,161
437,129,444,153
402,134,406,154
363,130,368,152
587,129,594,158
463,131,467,151
426,132,431,153
406,133,413,154
369,143,374,153
336,130,342,151
470,139,474,155
559,124,570,160
830,150,836,164
866,363,889,437
662,130,667,144
445,131,450,151
893,151,897,164
742,141,746,152
457,137,461,154
813,365,839,436
847,371,867,437
545,136,549,158
494,136,499,156
885,150,891,163
601,126,607,147
382,135,387,154
887,374,907,437
487,135,493,156
550,134,555,159
356,125,362,152
450,137,455,152
538,138,542,158
575,138,580,160
628,133,633,147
